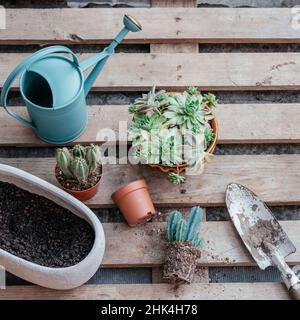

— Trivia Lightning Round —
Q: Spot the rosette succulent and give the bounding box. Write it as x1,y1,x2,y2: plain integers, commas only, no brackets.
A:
128,86,217,184
128,86,168,116
164,90,214,134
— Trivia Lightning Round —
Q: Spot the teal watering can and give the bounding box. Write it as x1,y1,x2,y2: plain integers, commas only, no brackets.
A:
1,15,142,144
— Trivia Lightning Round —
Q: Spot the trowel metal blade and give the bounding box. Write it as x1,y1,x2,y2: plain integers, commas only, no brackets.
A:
226,183,296,270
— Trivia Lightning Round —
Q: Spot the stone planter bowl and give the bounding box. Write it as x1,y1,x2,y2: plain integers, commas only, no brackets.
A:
0,164,105,290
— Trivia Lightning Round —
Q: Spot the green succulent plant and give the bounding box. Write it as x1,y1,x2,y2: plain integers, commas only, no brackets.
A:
164,89,214,134
56,147,73,178
167,207,203,248
73,144,86,158
204,127,215,150
128,86,217,184
132,128,184,166
71,157,89,182
167,172,186,184
56,144,101,183
129,86,168,116
203,93,218,108
186,86,199,95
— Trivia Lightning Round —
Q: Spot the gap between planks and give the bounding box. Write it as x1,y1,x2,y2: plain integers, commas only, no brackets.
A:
0,283,290,300
1,155,300,207
1,104,300,146
1,8,300,44
2,53,300,91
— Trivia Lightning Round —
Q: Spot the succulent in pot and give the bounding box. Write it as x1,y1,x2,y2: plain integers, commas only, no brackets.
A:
163,207,203,284
128,86,218,184
55,144,102,201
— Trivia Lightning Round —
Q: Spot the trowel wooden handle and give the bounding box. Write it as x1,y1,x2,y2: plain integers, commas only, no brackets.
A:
290,283,300,300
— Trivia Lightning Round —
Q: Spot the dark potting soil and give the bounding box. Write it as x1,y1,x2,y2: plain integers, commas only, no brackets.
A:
0,181,95,268
163,242,201,284
56,164,102,191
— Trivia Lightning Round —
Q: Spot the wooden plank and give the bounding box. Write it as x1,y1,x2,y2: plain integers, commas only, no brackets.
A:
2,53,300,91
0,283,290,300
0,219,299,267
1,8,300,44
101,221,300,267
150,0,198,53
1,155,300,207
1,104,299,146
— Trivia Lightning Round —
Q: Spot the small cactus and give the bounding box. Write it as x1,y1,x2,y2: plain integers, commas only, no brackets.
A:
56,147,73,178
192,235,203,248
86,144,100,175
175,219,188,242
56,144,101,183
167,211,182,242
73,144,86,158
164,206,204,284
166,207,203,248
186,207,202,241
71,157,89,182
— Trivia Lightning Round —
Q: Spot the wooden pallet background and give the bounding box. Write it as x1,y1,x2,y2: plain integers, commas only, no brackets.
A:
0,0,300,299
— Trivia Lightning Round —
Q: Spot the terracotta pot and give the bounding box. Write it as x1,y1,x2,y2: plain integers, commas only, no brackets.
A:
55,166,101,202
150,116,218,175
111,179,156,227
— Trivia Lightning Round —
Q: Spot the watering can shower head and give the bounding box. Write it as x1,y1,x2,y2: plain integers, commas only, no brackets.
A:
82,14,142,94
123,14,142,32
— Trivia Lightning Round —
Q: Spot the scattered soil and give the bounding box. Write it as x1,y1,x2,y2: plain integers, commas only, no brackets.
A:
236,213,292,262
244,218,289,250
163,242,201,284
56,164,102,191
0,181,95,268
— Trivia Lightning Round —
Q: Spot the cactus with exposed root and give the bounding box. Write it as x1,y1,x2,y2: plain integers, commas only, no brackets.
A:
164,207,204,284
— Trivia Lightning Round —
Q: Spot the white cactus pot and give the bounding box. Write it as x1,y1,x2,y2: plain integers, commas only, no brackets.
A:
0,164,105,290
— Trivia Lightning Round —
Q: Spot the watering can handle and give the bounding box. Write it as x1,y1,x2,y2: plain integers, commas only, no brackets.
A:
0,46,79,130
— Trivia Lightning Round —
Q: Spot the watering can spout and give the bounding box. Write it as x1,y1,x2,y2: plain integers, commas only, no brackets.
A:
81,14,142,95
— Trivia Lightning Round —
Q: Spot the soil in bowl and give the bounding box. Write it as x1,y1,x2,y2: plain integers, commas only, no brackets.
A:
55,164,102,191
0,181,95,268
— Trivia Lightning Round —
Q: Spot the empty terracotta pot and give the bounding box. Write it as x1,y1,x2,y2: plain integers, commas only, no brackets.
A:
111,179,156,227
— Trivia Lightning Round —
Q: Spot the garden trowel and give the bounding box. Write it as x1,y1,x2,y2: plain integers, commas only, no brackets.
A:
226,183,300,300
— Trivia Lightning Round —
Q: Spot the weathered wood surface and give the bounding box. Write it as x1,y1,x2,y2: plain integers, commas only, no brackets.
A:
1,104,299,146
2,53,300,91
150,0,199,53
1,8,299,44
1,155,300,207
0,283,290,300
101,221,300,267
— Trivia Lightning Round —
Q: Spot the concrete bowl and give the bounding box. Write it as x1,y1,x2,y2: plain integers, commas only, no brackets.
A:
0,163,105,290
